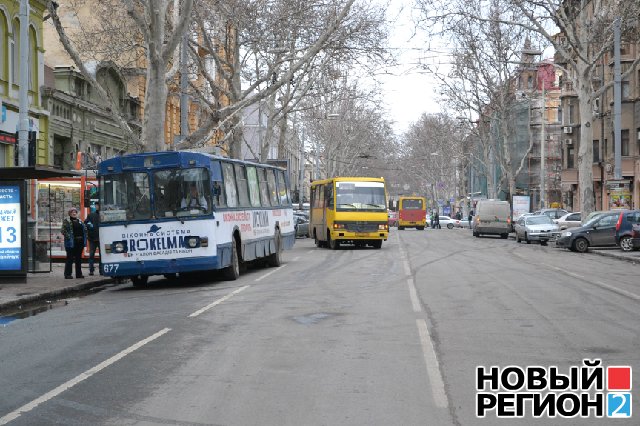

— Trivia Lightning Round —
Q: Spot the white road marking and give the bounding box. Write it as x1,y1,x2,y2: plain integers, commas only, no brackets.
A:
416,319,449,408
0,328,171,425
189,286,249,318
407,278,422,313
254,264,287,282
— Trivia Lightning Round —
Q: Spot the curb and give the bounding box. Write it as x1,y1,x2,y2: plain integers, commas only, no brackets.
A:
589,249,640,265
0,278,114,313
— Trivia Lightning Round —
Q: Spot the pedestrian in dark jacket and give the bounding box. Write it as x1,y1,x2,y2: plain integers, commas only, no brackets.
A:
468,210,474,229
61,207,87,279
85,202,101,276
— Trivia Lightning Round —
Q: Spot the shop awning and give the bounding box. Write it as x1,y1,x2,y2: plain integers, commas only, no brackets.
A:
0,166,82,180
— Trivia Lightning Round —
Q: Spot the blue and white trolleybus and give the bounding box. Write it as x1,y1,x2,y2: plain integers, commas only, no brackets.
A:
97,151,295,286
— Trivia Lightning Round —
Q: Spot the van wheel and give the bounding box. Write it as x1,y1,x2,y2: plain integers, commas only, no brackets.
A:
573,238,589,253
223,239,240,280
267,229,282,266
620,236,633,252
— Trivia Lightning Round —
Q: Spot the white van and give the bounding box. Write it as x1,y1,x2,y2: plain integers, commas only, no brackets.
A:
472,199,511,238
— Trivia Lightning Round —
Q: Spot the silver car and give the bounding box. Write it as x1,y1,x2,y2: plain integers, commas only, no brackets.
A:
514,215,560,245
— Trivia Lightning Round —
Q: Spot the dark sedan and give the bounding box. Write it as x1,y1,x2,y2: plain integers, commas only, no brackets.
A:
556,211,620,252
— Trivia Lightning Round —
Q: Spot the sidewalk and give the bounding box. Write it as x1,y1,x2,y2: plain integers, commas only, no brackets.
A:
589,247,640,264
0,263,114,313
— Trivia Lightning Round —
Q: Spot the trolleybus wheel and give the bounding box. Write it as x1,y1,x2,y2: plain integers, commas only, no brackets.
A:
131,275,149,288
268,229,283,267
223,239,241,280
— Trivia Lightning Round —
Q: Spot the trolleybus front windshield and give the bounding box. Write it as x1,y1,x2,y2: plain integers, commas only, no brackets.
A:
101,172,151,222
335,181,386,212
154,168,211,218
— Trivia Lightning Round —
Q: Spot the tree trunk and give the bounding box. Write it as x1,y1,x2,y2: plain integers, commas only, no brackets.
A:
576,66,595,216
143,58,168,152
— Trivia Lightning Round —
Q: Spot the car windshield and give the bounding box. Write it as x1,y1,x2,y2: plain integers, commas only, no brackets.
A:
583,213,606,227
335,181,386,212
526,216,554,225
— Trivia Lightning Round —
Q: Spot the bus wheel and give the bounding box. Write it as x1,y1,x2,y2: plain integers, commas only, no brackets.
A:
223,240,240,280
131,275,149,288
268,229,283,267
372,240,382,249
328,232,340,250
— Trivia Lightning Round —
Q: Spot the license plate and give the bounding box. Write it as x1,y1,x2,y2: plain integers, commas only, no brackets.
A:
355,232,367,237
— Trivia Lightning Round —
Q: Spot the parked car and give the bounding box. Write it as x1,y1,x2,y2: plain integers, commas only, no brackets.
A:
437,215,461,229
614,210,640,252
534,208,569,220
388,211,399,227
514,215,560,245
294,213,309,238
581,210,608,225
556,211,621,252
554,212,582,230
472,199,511,238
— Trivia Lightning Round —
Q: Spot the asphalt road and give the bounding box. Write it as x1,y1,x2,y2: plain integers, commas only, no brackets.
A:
0,228,638,425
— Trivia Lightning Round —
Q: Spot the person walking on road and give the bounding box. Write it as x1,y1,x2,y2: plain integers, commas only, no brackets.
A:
468,210,474,229
61,207,87,279
85,202,101,276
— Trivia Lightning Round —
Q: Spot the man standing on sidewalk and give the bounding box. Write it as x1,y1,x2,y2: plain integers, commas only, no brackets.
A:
85,202,101,276
61,207,87,279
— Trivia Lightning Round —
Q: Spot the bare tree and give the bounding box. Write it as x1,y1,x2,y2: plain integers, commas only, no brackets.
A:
416,0,640,215
45,0,391,158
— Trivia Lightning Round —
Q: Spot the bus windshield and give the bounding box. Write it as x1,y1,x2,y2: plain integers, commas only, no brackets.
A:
101,172,151,222
401,199,423,210
335,181,386,212
154,168,211,218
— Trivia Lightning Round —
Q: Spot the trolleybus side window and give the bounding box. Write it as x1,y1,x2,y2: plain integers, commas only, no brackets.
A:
222,162,238,208
276,170,290,205
257,167,271,207
210,160,226,208
234,163,250,207
246,166,262,207
266,169,279,206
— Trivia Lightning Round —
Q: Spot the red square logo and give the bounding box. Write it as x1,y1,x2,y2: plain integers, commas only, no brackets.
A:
607,366,632,391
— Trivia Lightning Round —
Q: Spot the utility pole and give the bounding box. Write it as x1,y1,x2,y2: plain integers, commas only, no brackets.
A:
540,84,546,209
18,0,30,166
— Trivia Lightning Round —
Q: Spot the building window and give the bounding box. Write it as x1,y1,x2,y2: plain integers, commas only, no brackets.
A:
622,81,630,100
567,103,574,125
0,12,6,82
621,129,629,156
527,76,533,89
567,146,574,169
593,140,600,163
604,139,608,158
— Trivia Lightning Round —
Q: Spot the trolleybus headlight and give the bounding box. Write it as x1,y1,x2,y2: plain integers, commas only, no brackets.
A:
111,241,128,253
185,236,200,248
200,237,208,247
332,223,345,230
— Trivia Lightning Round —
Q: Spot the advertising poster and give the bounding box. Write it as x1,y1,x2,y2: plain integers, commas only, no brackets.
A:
0,184,22,271
608,181,632,210
512,195,530,218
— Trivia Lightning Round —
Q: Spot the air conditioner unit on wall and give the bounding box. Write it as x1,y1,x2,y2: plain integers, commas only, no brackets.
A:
564,139,573,145
563,126,573,134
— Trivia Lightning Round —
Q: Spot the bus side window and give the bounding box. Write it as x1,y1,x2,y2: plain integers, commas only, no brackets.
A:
325,184,333,209
212,180,226,208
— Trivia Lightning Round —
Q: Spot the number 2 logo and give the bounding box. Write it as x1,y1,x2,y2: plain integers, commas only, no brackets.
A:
607,393,632,418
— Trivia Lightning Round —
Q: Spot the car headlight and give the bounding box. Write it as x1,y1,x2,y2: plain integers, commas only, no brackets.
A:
562,231,572,237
